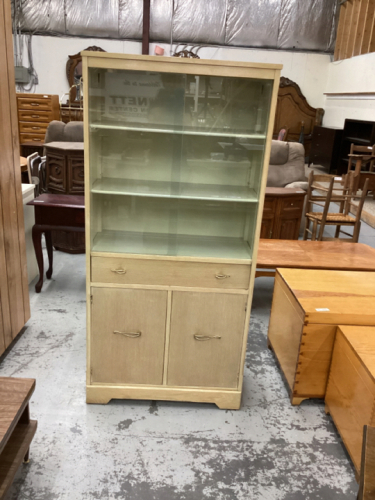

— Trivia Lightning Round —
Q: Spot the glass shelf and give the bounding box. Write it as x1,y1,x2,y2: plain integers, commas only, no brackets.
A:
90,122,267,140
91,178,258,203
92,230,252,260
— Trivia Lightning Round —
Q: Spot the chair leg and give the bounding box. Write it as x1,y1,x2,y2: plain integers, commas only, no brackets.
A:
334,225,341,238
311,220,318,241
353,221,361,243
303,218,309,240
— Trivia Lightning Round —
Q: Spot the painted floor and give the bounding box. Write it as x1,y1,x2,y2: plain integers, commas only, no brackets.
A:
2,220,374,499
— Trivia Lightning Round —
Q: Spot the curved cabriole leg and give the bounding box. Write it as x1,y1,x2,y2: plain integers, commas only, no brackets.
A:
32,226,44,293
45,230,53,279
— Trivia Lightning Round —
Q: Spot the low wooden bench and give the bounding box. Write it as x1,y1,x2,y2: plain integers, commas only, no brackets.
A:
0,377,37,499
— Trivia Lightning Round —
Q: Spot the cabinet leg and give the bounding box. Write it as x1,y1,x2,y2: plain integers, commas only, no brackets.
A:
215,392,242,410
23,448,30,464
32,225,44,293
291,396,308,406
45,230,53,279
325,403,330,415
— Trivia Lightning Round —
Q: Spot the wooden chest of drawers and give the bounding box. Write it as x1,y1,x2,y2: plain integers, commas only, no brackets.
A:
308,126,343,173
16,93,60,147
268,268,375,405
325,326,375,474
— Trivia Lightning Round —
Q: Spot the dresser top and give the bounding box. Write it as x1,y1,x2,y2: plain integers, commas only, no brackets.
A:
44,141,84,151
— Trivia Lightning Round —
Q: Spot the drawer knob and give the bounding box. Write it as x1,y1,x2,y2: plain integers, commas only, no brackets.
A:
111,268,126,275
215,273,230,279
113,330,141,338
194,334,221,341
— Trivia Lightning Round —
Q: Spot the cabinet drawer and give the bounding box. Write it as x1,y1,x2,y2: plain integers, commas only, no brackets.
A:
167,291,247,388
91,256,250,289
90,287,167,385
281,197,304,211
18,97,51,110
20,132,46,144
19,122,49,134
18,110,53,123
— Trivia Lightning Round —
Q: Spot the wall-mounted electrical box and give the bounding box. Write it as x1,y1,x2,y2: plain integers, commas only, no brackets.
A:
15,66,30,83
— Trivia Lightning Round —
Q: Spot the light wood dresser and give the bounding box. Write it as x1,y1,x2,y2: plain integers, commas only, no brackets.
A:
82,51,281,409
16,93,60,148
325,326,375,475
268,268,375,405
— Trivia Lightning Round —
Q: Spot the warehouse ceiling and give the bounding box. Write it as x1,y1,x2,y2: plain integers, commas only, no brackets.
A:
16,0,339,53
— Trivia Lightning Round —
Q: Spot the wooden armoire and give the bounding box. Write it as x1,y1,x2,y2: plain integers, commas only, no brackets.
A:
0,0,30,355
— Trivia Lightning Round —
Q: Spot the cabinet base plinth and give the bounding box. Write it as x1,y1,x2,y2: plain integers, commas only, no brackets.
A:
86,384,242,410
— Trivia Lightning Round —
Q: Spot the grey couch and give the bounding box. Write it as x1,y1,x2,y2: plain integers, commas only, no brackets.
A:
44,120,84,144
267,140,308,190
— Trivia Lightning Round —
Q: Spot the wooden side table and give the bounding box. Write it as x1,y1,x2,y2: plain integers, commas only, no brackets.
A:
27,194,85,293
260,188,306,240
0,377,37,499
44,142,85,254
267,268,375,405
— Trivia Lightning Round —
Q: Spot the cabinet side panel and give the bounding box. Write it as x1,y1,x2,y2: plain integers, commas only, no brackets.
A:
326,330,375,474
268,273,304,391
294,324,337,398
168,291,247,389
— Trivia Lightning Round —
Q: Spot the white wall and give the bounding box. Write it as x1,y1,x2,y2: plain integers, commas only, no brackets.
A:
323,52,375,127
19,35,330,109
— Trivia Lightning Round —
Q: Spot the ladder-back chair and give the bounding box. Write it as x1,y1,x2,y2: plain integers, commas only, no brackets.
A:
303,171,369,242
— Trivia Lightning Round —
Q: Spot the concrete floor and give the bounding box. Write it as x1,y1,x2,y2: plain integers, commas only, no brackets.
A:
2,220,375,499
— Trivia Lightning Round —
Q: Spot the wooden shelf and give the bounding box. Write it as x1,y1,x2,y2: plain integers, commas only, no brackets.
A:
90,122,267,140
0,421,37,498
91,178,259,203
92,230,252,260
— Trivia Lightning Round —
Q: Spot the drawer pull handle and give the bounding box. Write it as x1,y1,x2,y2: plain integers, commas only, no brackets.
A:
32,126,40,130
194,334,221,341
31,114,40,118
111,268,126,274
215,274,230,279
31,103,39,106
114,330,141,338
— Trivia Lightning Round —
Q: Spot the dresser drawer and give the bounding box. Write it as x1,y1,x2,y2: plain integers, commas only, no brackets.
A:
18,110,53,123
91,257,250,289
281,197,304,211
20,132,46,144
18,97,52,111
19,122,49,134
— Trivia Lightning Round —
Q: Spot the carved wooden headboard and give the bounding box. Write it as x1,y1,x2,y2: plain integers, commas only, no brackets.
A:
273,77,324,156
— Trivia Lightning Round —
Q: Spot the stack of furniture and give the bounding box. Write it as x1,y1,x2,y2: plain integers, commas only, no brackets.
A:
83,51,281,409
337,119,375,175
0,378,37,498
16,93,60,157
0,0,30,356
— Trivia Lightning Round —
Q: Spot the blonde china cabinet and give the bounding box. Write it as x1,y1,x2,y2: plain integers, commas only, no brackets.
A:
82,51,281,409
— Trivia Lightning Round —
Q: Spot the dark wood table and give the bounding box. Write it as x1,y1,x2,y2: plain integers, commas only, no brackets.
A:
256,239,375,277
0,377,37,499
27,194,85,292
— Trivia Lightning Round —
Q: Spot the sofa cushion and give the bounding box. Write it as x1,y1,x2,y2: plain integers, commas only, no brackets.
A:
44,120,84,144
269,140,289,165
267,141,306,188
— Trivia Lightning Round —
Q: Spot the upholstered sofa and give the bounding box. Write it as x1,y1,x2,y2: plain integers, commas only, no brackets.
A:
44,120,84,145
267,140,308,190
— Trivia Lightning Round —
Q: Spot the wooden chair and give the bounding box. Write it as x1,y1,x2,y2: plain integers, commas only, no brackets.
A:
357,426,375,500
26,153,47,197
348,143,375,194
303,171,369,242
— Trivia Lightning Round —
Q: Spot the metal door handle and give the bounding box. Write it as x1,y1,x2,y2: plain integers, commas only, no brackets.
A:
215,274,230,279
111,268,126,275
113,331,141,338
194,334,221,341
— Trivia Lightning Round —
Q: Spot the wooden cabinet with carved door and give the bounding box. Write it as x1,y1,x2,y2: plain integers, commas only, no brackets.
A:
84,52,281,409
261,188,306,240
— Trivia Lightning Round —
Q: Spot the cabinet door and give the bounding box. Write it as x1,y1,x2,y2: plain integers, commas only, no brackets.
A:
90,287,167,385
260,197,276,238
46,152,66,193
167,292,247,389
276,197,304,240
